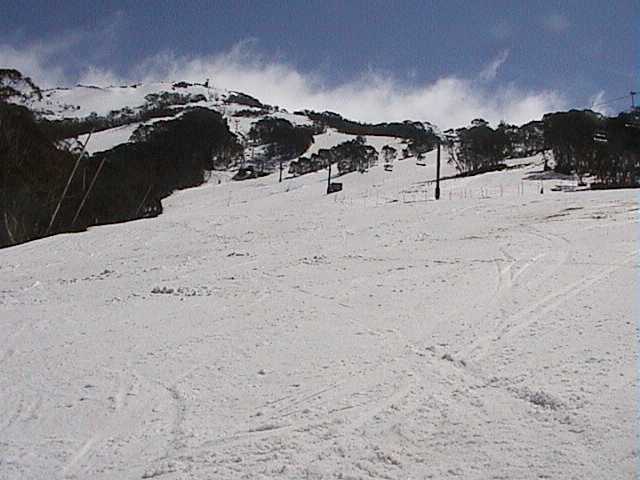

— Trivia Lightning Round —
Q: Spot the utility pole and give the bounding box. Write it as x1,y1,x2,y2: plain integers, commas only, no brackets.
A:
435,141,441,200
279,158,283,182
326,163,332,194
631,91,637,109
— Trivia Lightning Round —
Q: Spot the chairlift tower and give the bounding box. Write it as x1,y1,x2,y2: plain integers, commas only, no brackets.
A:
435,142,441,200
430,127,447,200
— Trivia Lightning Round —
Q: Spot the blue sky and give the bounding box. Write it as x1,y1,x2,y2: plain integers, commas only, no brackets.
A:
1,0,637,127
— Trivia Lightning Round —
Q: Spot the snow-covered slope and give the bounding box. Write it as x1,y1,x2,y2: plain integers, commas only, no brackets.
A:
18,81,433,168
15,81,311,158
34,82,218,118
304,129,406,158
1,151,636,479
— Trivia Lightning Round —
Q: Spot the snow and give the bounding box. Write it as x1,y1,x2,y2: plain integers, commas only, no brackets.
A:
274,111,314,127
78,123,141,155
0,151,637,479
36,83,222,119
305,128,406,157
29,83,314,160
77,115,180,155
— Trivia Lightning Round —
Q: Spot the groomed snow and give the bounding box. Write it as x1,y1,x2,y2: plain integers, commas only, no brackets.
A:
0,152,637,479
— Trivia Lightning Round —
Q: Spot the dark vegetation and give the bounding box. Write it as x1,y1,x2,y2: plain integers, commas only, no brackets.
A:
1,73,240,248
39,91,208,142
297,110,438,155
0,68,42,103
232,165,270,181
247,117,319,169
226,92,271,110
447,111,640,186
543,109,640,186
1,102,75,246
81,108,238,227
232,108,272,118
2,68,638,248
446,119,545,173
289,136,379,176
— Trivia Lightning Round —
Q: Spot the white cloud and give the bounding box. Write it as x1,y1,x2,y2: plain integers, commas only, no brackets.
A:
589,90,609,115
0,12,125,88
78,66,124,87
480,50,510,81
542,13,570,33
0,42,67,88
0,40,566,128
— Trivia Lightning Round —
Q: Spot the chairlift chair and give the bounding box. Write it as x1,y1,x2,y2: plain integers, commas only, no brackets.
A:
593,130,608,144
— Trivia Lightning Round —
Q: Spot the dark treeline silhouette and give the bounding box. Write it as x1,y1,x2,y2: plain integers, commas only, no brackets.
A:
0,68,42,103
225,92,272,110
247,117,319,168
447,110,640,186
543,109,640,186
289,136,379,176
446,118,546,173
39,91,208,142
1,102,75,246
446,119,511,173
297,110,438,152
1,104,240,248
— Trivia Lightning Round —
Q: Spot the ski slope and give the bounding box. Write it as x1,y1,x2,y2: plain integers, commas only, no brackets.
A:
28,82,318,160
0,152,637,479
36,83,219,119
304,129,406,158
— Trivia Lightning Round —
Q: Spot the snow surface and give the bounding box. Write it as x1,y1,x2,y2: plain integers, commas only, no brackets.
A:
78,123,141,155
36,83,220,119
0,152,637,479
304,129,406,158
77,115,180,155
29,83,316,160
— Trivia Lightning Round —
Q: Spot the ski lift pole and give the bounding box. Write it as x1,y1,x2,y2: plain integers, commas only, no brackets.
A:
435,141,441,200
46,131,92,234
71,156,106,227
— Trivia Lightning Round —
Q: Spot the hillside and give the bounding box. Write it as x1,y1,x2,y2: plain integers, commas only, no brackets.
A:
1,72,441,248
0,149,637,478
20,78,437,159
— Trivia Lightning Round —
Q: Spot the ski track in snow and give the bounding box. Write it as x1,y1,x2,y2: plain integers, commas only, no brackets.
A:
0,151,637,479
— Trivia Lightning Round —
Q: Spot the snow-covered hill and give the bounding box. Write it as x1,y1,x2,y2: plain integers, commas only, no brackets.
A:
1,149,636,478
18,80,434,161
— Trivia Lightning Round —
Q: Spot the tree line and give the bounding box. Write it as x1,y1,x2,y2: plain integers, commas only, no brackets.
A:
1,103,240,248
446,109,639,186
289,136,380,177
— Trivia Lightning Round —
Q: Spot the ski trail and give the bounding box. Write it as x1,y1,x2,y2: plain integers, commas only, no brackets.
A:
300,374,414,475
0,321,28,367
458,249,638,361
62,435,100,476
0,390,24,434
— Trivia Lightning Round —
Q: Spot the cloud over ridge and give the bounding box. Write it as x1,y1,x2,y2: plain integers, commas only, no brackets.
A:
2,39,566,129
